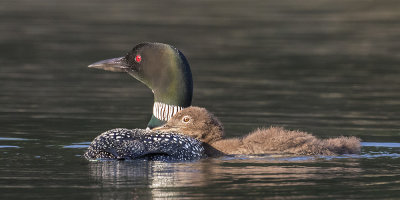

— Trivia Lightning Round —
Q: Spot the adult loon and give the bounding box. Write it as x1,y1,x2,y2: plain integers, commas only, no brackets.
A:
85,42,200,161
154,107,362,156
88,42,193,129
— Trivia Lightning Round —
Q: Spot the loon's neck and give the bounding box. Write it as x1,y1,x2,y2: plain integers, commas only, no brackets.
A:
144,70,192,128
152,102,184,121
146,78,192,129
147,102,185,128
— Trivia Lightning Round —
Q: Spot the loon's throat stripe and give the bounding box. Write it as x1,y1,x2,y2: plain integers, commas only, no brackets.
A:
153,102,183,121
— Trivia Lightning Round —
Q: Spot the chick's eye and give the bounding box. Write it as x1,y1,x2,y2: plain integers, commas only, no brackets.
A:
135,55,142,63
182,116,190,123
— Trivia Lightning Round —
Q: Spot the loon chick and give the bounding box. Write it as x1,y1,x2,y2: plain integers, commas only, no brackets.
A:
89,42,193,129
84,128,205,161
154,107,362,156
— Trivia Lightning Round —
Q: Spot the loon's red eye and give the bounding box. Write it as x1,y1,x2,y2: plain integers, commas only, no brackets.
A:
135,55,142,63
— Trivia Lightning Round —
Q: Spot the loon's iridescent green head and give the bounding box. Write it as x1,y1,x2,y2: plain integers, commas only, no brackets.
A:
88,42,193,129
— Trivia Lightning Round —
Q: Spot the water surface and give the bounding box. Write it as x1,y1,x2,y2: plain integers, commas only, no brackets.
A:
1,0,400,199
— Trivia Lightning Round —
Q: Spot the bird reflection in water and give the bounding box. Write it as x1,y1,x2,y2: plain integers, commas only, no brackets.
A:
88,156,362,199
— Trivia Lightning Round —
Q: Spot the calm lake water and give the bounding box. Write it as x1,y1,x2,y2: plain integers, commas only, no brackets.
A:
1,0,400,199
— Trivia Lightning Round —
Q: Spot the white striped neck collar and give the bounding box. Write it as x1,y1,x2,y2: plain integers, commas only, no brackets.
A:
153,102,184,122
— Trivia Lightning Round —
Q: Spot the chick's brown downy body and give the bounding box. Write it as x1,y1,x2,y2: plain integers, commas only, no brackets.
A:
154,107,361,156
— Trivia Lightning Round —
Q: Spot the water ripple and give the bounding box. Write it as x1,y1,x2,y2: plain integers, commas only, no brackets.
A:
63,142,91,149
362,142,400,148
0,145,20,148
0,137,33,141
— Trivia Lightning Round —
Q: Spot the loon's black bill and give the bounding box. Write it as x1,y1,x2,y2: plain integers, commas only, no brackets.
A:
88,57,128,72
152,125,177,132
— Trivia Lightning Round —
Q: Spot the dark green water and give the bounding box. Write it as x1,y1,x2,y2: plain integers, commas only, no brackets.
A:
1,0,400,199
